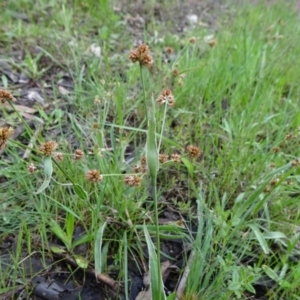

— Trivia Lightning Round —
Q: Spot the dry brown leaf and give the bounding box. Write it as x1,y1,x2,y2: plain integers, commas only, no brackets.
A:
3,103,37,114
136,260,173,300
58,86,71,95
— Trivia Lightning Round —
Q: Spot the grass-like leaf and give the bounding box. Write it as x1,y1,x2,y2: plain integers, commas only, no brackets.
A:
146,95,159,179
94,222,107,277
66,212,75,243
248,223,270,254
34,156,52,194
143,224,166,300
50,219,72,251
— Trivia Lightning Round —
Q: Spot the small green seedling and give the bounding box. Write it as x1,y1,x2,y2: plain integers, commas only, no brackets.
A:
50,212,93,268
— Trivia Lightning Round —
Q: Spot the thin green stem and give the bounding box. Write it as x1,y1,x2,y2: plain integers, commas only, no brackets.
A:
7,101,37,141
152,175,162,297
158,102,168,152
139,64,148,121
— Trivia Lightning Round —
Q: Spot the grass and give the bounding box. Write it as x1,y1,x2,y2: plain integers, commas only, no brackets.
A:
1,0,300,299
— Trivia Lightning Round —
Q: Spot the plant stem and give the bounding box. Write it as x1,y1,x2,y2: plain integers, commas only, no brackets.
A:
140,64,148,121
152,175,162,297
8,101,36,140
158,102,168,152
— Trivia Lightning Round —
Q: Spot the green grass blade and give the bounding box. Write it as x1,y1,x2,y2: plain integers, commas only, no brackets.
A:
143,224,166,300
248,223,269,254
66,213,75,243
50,219,71,251
123,232,129,300
72,233,94,248
94,222,107,277
146,95,159,179
34,156,52,194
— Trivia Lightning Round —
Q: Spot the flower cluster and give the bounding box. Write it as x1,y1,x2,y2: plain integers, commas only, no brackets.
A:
39,141,58,157
186,145,201,159
157,88,175,106
85,169,103,183
73,149,84,160
124,175,142,187
0,89,15,103
129,43,153,68
0,127,14,150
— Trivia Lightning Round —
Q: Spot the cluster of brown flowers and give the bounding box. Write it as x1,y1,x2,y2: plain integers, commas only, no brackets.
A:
0,90,15,150
73,149,84,160
0,89,15,103
172,68,180,77
124,175,142,187
157,88,175,106
27,163,37,173
129,43,153,68
186,145,201,159
292,159,300,167
208,39,217,48
0,126,14,150
165,47,173,55
133,155,148,173
54,152,63,162
171,69,186,86
85,169,103,183
170,153,181,163
285,133,294,141
189,37,196,44
132,153,182,175
39,141,58,157
272,147,280,154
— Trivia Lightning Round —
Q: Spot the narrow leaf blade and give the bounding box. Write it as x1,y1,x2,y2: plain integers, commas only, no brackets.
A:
94,222,107,276
143,224,166,300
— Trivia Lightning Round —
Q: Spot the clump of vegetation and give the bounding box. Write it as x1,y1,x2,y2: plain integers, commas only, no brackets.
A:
1,1,300,299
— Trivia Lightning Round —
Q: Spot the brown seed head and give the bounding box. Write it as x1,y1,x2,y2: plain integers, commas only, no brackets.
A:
124,175,142,187
292,159,300,167
74,149,84,160
170,153,181,163
187,145,201,159
159,154,169,164
285,133,293,141
139,156,148,173
0,89,15,103
270,178,280,186
0,126,14,140
269,162,276,169
86,169,103,183
133,164,141,173
172,68,179,77
157,88,175,106
27,163,37,173
189,37,196,44
208,39,217,48
39,141,58,157
286,179,293,185
94,95,101,104
140,156,147,166
54,152,63,162
165,47,173,55
272,147,280,153
129,43,153,68
0,127,14,149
